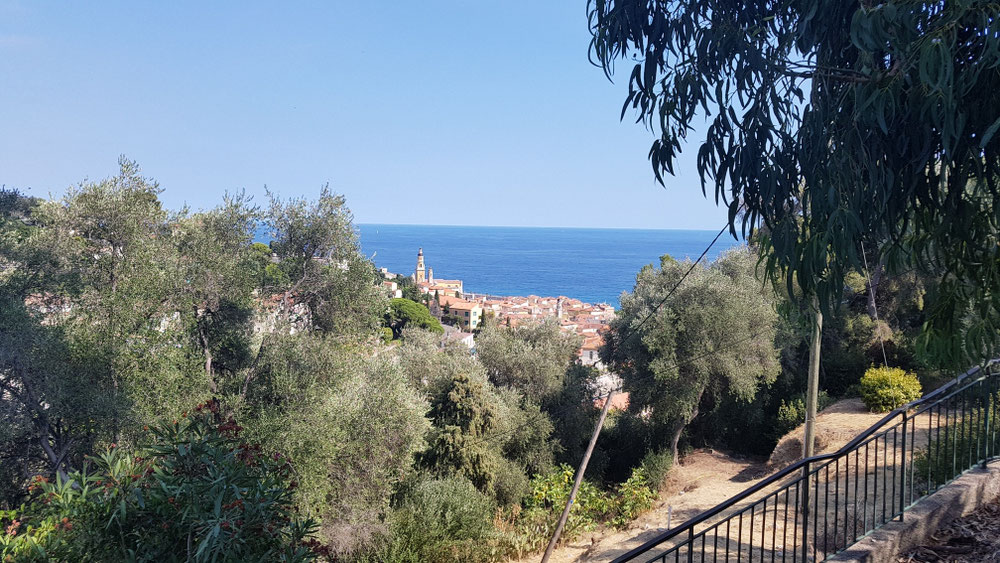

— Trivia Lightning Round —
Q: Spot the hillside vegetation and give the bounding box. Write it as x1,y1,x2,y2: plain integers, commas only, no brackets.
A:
0,161,951,561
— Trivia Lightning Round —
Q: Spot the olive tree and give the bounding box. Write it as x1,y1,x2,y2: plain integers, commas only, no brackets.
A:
264,187,385,337
172,194,259,393
235,332,429,554
476,319,582,401
602,248,780,459
0,161,196,497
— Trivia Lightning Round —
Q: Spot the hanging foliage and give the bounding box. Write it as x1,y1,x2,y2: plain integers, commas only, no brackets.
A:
589,0,1000,365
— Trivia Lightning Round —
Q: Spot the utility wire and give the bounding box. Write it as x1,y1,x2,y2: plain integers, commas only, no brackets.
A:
539,223,756,560
624,220,732,339
860,240,889,367
539,215,742,560
467,328,767,450
466,218,742,449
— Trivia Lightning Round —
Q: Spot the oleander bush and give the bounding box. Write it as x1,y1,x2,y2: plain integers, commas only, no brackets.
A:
859,367,922,412
0,402,323,562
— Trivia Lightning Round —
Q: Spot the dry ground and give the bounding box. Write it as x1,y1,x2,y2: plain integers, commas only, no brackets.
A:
522,398,887,562
899,498,1000,562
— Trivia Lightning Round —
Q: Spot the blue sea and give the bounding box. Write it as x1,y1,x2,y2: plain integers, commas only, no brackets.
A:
356,224,741,305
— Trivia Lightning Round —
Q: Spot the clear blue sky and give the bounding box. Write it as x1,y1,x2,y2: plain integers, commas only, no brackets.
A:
0,1,729,230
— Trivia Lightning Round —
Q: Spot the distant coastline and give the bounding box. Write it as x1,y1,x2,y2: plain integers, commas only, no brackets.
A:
358,224,741,305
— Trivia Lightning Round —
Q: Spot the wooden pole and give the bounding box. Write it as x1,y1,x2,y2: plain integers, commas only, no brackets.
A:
803,299,823,458
541,389,615,563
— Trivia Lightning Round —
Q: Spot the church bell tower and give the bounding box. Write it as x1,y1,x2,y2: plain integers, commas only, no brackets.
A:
415,248,426,284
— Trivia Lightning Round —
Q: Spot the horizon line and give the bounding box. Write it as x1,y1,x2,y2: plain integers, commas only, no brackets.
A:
356,222,734,233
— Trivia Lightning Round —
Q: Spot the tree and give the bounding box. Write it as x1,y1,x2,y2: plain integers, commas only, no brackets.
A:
0,161,201,496
264,186,355,300
172,194,259,393
385,298,444,338
476,319,582,402
601,248,780,459
264,187,385,337
420,373,499,494
397,332,554,505
248,242,289,292
235,332,428,554
0,300,100,494
396,326,482,392
395,275,425,303
307,255,386,336
546,363,601,467
589,0,1000,365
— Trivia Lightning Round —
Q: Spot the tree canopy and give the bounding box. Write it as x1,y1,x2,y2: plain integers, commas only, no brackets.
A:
602,248,780,458
386,298,444,338
589,0,1000,365
476,319,582,401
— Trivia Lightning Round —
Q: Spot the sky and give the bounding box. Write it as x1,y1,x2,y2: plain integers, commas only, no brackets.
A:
0,1,730,230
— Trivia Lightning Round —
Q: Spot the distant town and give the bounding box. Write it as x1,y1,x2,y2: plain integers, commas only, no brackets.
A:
378,247,615,369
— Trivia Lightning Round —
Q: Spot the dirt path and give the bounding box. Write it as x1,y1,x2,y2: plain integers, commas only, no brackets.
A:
526,398,886,562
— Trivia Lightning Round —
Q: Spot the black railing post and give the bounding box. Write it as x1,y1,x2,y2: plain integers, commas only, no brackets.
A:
800,460,810,563
609,363,998,563
899,411,907,521
984,375,993,469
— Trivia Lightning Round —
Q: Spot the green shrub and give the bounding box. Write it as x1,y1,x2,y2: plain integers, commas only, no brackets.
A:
367,463,660,562
843,271,868,294
515,463,656,543
502,464,611,555
775,390,835,436
263,262,291,288
369,476,500,563
610,468,657,529
492,460,530,508
522,464,611,532
638,449,673,492
0,401,321,562
859,366,922,412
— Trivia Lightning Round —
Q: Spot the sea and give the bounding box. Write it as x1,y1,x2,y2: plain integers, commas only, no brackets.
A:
355,224,741,305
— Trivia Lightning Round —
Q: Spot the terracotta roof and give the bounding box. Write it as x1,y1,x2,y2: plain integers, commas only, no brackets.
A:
594,392,630,411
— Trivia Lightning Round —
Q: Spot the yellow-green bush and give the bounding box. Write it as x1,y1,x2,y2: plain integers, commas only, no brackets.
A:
859,366,922,412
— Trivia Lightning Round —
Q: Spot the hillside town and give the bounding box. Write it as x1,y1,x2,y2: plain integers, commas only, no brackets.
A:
379,248,615,368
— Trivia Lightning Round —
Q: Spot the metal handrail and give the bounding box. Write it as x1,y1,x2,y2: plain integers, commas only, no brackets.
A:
612,361,997,563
